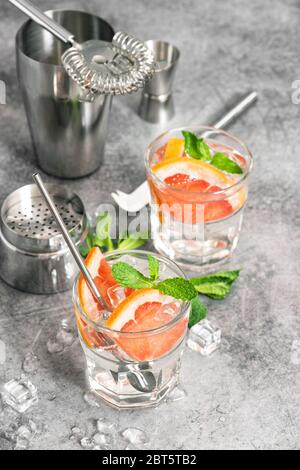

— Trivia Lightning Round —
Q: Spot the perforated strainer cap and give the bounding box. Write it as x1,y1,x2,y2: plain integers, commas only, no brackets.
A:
0,184,87,254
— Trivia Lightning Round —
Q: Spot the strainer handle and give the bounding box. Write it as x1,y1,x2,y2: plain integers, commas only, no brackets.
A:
9,0,75,44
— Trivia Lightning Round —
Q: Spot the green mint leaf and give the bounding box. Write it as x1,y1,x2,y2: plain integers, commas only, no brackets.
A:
93,235,115,252
156,278,198,301
148,255,160,281
117,232,148,251
210,152,243,174
182,131,211,161
79,231,94,258
112,262,154,289
96,212,112,239
95,212,114,251
192,281,231,299
79,244,89,258
182,131,200,158
196,138,211,161
189,298,208,328
191,270,240,299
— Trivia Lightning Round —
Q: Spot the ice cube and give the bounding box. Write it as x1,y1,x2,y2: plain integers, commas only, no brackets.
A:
56,328,75,347
118,255,148,274
80,437,95,449
46,339,64,354
17,425,31,440
187,319,221,356
107,285,126,308
121,428,148,446
47,392,56,401
96,418,115,434
83,391,101,408
71,426,82,436
156,301,181,319
47,322,76,354
22,351,39,374
2,376,38,413
92,432,113,448
14,436,29,450
28,420,39,437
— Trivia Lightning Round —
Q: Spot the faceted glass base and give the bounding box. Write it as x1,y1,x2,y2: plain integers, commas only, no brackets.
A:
82,338,184,409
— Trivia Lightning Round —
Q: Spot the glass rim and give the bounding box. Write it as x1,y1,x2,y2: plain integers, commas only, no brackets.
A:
72,249,191,336
145,125,253,196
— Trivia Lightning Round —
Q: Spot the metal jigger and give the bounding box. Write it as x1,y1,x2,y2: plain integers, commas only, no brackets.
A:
138,40,180,123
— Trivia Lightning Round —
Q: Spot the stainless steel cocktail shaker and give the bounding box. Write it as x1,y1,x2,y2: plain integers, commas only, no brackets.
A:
16,10,115,179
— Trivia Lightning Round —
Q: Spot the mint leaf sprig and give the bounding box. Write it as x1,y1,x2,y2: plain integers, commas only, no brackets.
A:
182,131,243,175
79,211,148,258
111,255,240,328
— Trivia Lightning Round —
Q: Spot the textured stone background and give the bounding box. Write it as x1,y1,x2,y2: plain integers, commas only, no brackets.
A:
0,0,300,450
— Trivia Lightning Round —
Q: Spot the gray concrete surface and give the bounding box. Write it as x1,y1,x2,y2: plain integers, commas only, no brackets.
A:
0,0,300,450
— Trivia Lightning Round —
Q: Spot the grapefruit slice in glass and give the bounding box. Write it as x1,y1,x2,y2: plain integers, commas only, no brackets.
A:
105,288,188,362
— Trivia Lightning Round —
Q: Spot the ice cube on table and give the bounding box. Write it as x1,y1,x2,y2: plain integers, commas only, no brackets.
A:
14,436,29,450
80,437,95,449
1,376,38,413
187,319,221,356
92,432,113,448
121,428,149,446
22,351,39,374
47,321,76,354
96,418,115,433
17,425,32,440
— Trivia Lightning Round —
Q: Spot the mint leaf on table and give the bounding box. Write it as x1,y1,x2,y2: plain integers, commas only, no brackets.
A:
182,131,211,161
191,270,240,299
210,152,243,174
112,262,153,289
148,255,160,281
189,298,208,328
156,277,198,301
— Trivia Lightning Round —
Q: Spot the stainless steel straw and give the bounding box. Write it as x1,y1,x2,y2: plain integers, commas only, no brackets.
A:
32,172,103,306
213,91,257,129
32,172,157,393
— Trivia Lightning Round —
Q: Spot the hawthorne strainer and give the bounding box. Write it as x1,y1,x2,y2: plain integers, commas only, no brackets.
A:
0,184,88,294
9,0,155,101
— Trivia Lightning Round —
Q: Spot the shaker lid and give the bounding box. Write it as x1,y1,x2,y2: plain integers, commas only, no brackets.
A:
62,32,155,100
0,184,87,253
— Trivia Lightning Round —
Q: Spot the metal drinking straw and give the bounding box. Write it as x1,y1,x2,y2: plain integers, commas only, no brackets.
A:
32,172,157,393
32,172,103,306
